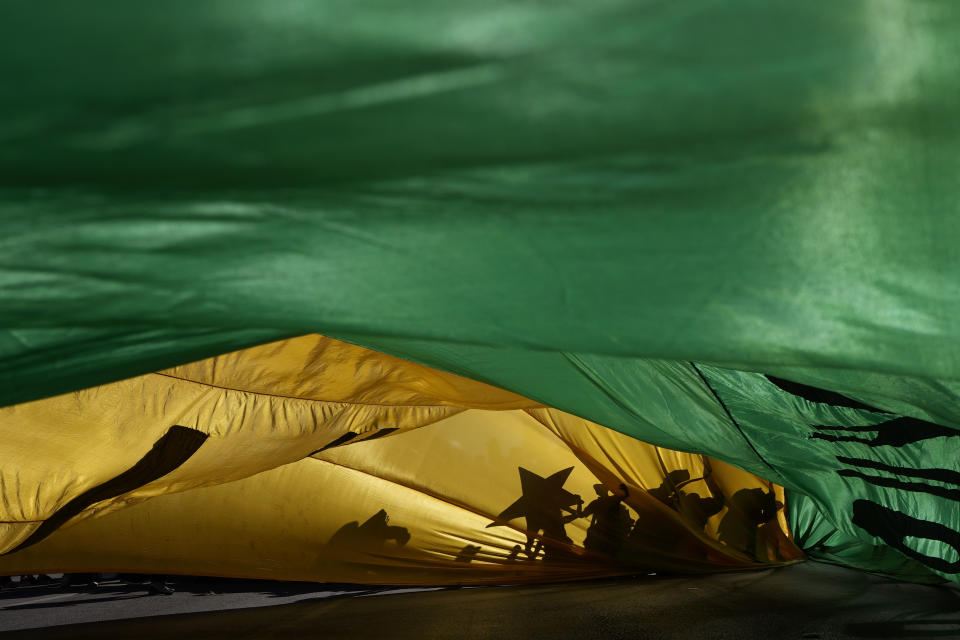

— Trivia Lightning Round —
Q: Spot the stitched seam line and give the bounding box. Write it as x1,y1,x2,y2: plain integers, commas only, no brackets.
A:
152,372,456,408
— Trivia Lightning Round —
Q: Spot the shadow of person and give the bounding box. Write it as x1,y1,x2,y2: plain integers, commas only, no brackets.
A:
505,544,523,562
582,483,633,558
852,500,960,574
678,492,725,532
717,488,783,561
648,466,725,531
487,467,585,561
328,509,411,552
648,470,692,508
455,544,482,563
810,416,960,448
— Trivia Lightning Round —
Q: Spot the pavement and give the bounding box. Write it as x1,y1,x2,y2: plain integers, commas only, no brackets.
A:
0,563,958,639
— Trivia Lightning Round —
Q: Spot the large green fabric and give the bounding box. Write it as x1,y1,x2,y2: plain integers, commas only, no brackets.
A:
4,1,960,403
3,1,960,582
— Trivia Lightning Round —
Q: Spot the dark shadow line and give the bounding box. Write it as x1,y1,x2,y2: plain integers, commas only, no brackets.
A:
690,363,781,480
359,428,398,443
6,425,208,555
309,431,360,455
811,434,875,445
811,425,892,433
852,500,960,573
836,456,960,487
308,427,400,457
764,375,889,413
839,470,960,502
811,417,959,448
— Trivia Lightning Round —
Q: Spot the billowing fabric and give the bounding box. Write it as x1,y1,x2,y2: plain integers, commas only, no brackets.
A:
787,491,943,584
0,408,800,582
340,338,958,582
0,335,534,554
0,336,800,581
698,366,960,581
1,1,959,584
3,1,960,406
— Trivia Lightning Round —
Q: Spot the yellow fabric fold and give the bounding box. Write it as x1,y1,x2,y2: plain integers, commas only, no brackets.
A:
0,334,801,580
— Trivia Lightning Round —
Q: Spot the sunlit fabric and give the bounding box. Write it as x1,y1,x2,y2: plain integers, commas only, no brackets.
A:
0,336,801,582
0,336,535,555
0,413,802,583
1,2,959,585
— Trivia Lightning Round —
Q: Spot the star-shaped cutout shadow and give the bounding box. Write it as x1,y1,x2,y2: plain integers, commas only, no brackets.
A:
488,467,582,540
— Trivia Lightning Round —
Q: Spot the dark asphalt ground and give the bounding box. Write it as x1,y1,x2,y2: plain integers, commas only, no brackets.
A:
0,563,958,639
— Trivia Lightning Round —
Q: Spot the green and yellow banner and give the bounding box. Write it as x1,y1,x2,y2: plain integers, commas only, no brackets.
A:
1,1,959,584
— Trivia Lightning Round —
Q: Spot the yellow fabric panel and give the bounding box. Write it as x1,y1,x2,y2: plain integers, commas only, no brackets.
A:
0,458,612,584
161,334,538,409
0,377,459,555
0,525,38,556
0,335,529,554
320,408,802,570
528,408,799,564
0,408,802,583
